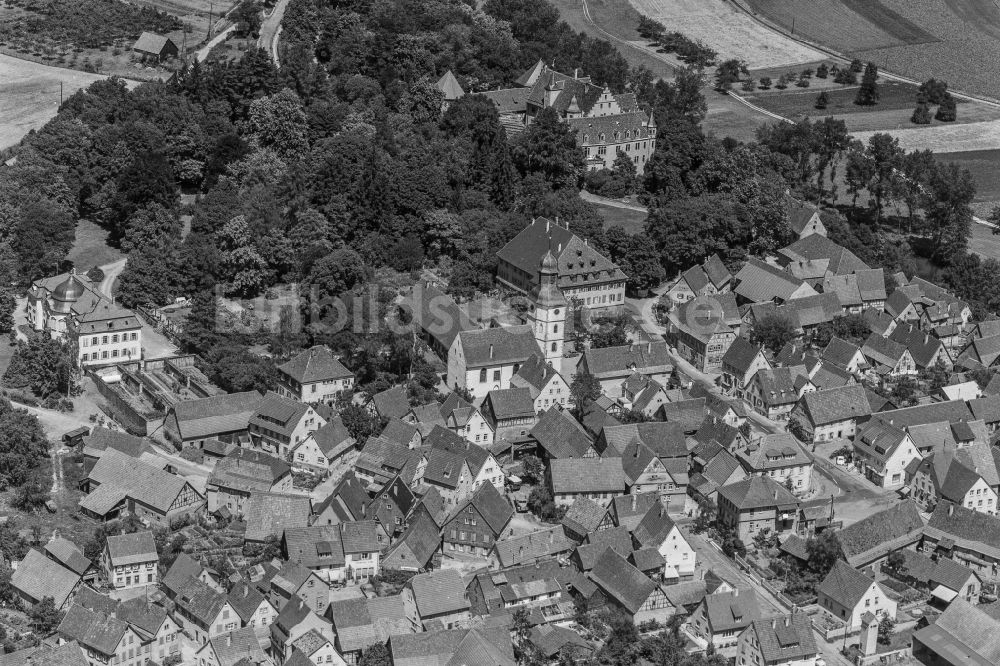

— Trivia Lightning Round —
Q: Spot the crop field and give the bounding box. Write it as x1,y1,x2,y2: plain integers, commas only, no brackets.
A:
627,0,824,68
0,53,111,149
746,0,1000,100
936,150,1000,203
853,120,1000,154
747,81,925,118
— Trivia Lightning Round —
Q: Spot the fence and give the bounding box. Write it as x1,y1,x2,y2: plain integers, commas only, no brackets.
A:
733,553,799,610
856,647,912,666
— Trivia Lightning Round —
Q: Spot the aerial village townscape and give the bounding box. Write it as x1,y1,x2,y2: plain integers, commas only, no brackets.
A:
8,0,1000,665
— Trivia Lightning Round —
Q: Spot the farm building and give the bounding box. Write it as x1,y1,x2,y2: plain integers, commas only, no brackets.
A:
133,32,179,62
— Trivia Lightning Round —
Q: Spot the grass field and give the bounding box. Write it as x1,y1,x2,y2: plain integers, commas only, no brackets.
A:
852,120,1000,154
969,223,1000,261
66,219,124,270
0,54,116,149
593,201,648,234
746,81,925,117
627,0,825,68
936,150,1000,202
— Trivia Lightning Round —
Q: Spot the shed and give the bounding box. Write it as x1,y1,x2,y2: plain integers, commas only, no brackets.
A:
132,32,179,62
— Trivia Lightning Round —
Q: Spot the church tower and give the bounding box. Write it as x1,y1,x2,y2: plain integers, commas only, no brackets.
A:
529,250,566,364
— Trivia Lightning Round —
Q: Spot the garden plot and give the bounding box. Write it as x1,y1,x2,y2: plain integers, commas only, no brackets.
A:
628,0,824,68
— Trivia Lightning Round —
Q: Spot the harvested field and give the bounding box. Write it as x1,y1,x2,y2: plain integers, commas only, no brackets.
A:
0,53,113,149
627,0,824,68
852,120,1000,154
936,150,1000,203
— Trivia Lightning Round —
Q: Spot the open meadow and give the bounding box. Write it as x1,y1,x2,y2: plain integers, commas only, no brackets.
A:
627,0,825,68
0,53,113,149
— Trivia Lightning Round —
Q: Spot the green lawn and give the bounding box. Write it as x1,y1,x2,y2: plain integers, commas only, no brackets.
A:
744,81,932,118
66,219,123,270
593,202,647,234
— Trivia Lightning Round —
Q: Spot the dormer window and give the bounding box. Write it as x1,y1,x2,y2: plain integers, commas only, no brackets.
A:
599,133,605,142
583,134,589,143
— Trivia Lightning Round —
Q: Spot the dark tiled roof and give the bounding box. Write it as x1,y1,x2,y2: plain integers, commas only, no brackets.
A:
913,599,1000,665
249,391,311,438
227,584,271,623
801,384,871,426
162,553,204,596
450,483,513,537
383,509,440,570
206,627,268,666
44,537,91,577
735,433,811,472
175,577,228,625
599,422,687,458
278,345,353,383
837,500,924,567
283,525,345,569
751,614,818,663
84,449,198,515
632,502,678,550
734,257,808,302
587,548,656,614
409,569,469,618
209,448,290,493
890,324,947,368
550,457,625,494
105,531,157,566
721,337,766,375
492,527,575,568
780,234,870,275
561,497,606,537
926,501,1000,556
371,386,410,420
718,475,799,511
871,400,973,429
244,492,312,542
425,425,492,476
309,417,355,458
511,354,561,393
529,407,593,459
457,325,540,368
581,341,672,379
818,560,875,609
170,391,263,440
610,493,660,532
940,462,984,503
381,418,421,447
12,549,80,607
486,388,535,421
702,588,760,633
57,605,127,656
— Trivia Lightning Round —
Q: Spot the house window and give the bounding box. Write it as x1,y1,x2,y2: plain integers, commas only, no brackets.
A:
493,370,500,382
479,369,487,383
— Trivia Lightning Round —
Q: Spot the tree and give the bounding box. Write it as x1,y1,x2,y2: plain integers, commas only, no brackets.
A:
306,248,367,304
2,336,75,398
11,480,50,512
936,92,957,122
920,78,948,104
751,315,797,354
217,215,270,297
758,76,772,90
358,643,391,666
714,59,747,91
0,285,15,335
855,62,879,106
912,98,931,125
925,161,976,264
245,89,309,159
570,371,602,416
866,133,904,223
231,0,262,37
28,596,63,634
787,417,809,443
340,403,384,443
834,68,857,85
885,550,905,577
510,107,584,190
878,614,896,645
890,376,919,406
591,318,630,348
815,91,829,109
693,497,716,533
816,63,829,78
805,530,843,576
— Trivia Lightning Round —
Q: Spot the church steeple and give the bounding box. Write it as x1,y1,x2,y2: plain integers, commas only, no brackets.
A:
529,249,566,364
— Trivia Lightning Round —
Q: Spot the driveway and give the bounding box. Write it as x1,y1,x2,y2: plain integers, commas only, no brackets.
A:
98,258,126,297
258,0,291,64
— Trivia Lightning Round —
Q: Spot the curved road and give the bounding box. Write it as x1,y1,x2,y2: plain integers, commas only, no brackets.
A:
99,258,127,298
258,0,291,65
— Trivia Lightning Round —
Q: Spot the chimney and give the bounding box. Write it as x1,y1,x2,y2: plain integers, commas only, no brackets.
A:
226,634,232,647
948,503,954,516
558,243,562,253
771,618,776,629
647,342,652,354
574,68,579,79
733,589,739,597
631,495,637,511
784,616,790,627
489,344,494,359
546,218,550,232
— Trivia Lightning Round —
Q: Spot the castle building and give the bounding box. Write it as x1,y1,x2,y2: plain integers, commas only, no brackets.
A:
26,270,143,368
465,61,657,174
497,217,627,318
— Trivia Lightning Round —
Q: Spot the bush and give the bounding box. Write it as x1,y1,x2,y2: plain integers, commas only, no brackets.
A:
815,91,829,109
758,76,772,89
834,68,857,85
936,92,957,122
795,75,810,88
816,63,829,78
850,58,863,72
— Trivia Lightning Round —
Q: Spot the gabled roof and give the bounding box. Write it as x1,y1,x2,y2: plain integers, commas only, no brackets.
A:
580,341,672,379
306,417,355,459
106,531,157,566
587,548,656,614
609,492,660,532
512,354,563,394
457,325,540,368
371,386,410,420
227,584,272,624
549,457,626,494
133,31,173,54
599,422,687,458
871,399,973,429
203,627,268,666
435,70,465,100
283,525,345,569
529,407,593,459
405,282,476,352
753,366,806,407
717,475,799,511
721,336,767,375
409,569,469,618
391,627,515,666
383,509,440,571
780,234,870,275
162,553,205,596
702,588,760,633
57,605,128,656
890,323,947,368
12,548,80,608
485,387,535,421
44,537,91,577
734,257,811,303
926,501,1000,559
208,447,290,493
736,433,811,472
249,391,311,438
632,502,677,549
836,500,924,567
84,449,200,516
913,599,1000,666
175,577,229,625
818,560,875,609
170,391,263,440
800,384,871,426
244,492,312,542
492,526,575,568
940,461,985,503
381,418,421,447
3,641,88,666
561,496,607,537
862,333,909,369
449,483,512,537
751,614,818,663
278,345,353,384
496,218,623,289
822,337,864,369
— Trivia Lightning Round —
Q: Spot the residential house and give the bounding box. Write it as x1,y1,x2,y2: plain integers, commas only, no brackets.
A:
193,627,270,666
620,374,672,418
549,457,626,507
269,560,332,616
4,642,89,666
744,292,843,338
734,433,813,493
165,391,263,448
689,449,747,505
736,614,819,666
884,289,920,323
490,526,576,569
510,353,571,413
923,501,1000,577
721,337,771,402
836,500,924,570
529,406,597,460
912,599,1000,666
496,215,627,310
892,549,981,606
44,537,95,585
282,523,381,586
969,393,1000,431
367,386,410,421
862,333,917,378
666,254,732,304
786,195,827,239
689,589,761,655
248,391,326,457
172,578,239,645
56,605,144,666
353,437,421,488
956,334,1000,370
820,270,887,313
853,420,921,489
380,419,422,449
576,341,673,397
325,594,415,665
276,345,354,403
665,293,740,373
561,497,608,542
481,387,536,444
620,438,688,512
528,625,594,663
388,626,514,666
206,448,293,514
287,630,343,666
162,553,223,601
632,501,697,580
243,492,312,543
599,492,661,532
890,323,952,371
588,548,672,625
910,451,998,515
79,449,204,525
821,337,868,374
817,560,897,630
446,325,541,399
11,548,80,610
791,384,871,443
442,483,513,557
777,234,871,277
405,569,470,629
438,392,495,446
103,532,158,590
288,416,356,472
382,508,442,572
595,421,688,459
717,476,800,542
732,257,817,305
269,597,335,664
746,366,813,421
228,583,278,631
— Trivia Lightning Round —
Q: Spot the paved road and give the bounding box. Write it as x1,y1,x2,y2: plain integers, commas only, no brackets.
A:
195,24,237,62
99,258,126,297
258,0,291,64
579,190,648,212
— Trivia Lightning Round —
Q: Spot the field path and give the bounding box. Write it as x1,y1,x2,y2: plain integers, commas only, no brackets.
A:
0,55,112,150
259,0,291,65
